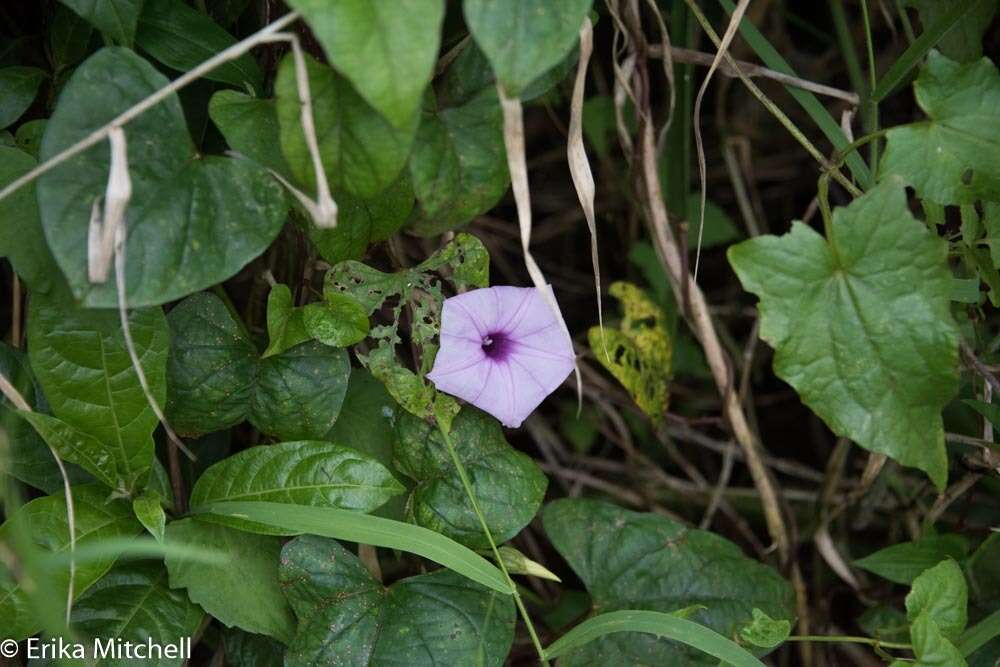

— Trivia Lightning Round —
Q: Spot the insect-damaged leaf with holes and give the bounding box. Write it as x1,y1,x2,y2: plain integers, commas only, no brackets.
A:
36,47,287,308
395,406,547,549
543,499,795,665
275,53,416,199
326,233,490,424
27,288,169,495
279,535,515,667
880,51,1000,205
408,88,509,237
588,282,672,423
165,292,351,440
463,0,593,97
284,0,444,130
0,485,142,640
728,182,959,489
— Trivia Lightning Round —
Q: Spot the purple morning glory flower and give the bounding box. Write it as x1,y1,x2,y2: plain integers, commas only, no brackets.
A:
427,286,576,428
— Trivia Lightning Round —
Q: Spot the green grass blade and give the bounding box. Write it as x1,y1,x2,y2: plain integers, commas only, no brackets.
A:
41,537,228,568
958,608,1000,657
872,0,990,102
717,0,873,188
197,500,511,594
542,609,766,666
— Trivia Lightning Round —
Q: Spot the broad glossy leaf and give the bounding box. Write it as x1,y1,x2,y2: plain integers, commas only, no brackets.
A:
463,0,592,96
280,535,515,666
395,406,547,549
28,289,169,494
307,174,413,265
18,412,120,489
728,183,959,489
881,52,1000,205
251,341,351,441
166,293,352,440
209,90,292,178
0,485,141,640
325,369,398,467
50,5,93,71
275,53,416,198
542,498,795,665
0,66,46,128
906,559,968,641
68,560,203,666
188,440,403,521
223,629,285,667
37,47,287,307
165,292,257,436
0,147,60,291
136,0,261,90
905,0,998,63
285,0,443,129
15,119,47,157
408,88,508,236
165,518,295,642
0,343,89,493
855,534,970,584
58,0,143,45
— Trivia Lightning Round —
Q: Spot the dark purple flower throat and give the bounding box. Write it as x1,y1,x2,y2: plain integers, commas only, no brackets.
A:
481,331,512,360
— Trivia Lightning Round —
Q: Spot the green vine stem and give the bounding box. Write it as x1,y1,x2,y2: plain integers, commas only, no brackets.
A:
436,421,550,666
786,634,912,650
860,0,881,172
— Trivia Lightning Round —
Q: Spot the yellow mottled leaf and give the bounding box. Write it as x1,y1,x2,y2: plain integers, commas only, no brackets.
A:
588,282,671,422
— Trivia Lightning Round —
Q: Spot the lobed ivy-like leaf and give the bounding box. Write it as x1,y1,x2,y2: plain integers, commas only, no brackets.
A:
881,51,1000,205
728,182,959,489
279,535,515,667
543,498,795,665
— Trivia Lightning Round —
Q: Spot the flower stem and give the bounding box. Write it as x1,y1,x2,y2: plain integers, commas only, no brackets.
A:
437,423,550,666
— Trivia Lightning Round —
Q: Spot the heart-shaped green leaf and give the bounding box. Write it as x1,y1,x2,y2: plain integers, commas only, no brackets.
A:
275,53,416,199
394,406,547,549
285,0,444,129
0,147,59,292
463,0,592,96
0,66,46,129
208,90,292,178
165,292,352,440
543,499,795,665
57,0,143,45
408,88,509,236
37,47,287,308
280,535,515,666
